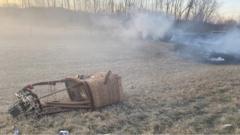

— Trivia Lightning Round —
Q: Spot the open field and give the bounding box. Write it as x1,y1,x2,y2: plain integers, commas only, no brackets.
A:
0,8,240,134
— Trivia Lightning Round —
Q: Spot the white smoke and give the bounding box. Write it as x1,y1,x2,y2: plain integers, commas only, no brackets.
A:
94,11,240,64
122,13,173,40
210,29,240,54
94,12,174,40
171,28,240,63
2,7,239,64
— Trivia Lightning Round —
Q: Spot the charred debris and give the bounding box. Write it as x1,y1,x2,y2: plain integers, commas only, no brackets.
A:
8,71,123,118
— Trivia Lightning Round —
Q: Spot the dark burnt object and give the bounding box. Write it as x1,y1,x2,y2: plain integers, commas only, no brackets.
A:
8,71,123,118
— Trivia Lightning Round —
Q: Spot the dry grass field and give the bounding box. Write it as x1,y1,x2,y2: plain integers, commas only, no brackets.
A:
0,8,240,134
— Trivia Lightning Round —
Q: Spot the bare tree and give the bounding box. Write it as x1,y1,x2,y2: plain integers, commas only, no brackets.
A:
175,0,185,20
191,0,218,22
1,0,219,23
185,0,195,20
165,0,171,14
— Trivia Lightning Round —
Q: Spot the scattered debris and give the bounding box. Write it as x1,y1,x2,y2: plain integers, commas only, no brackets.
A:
13,126,20,135
221,124,234,132
59,130,69,135
207,52,240,64
8,71,123,118
209,57,225,62
223,124,233,128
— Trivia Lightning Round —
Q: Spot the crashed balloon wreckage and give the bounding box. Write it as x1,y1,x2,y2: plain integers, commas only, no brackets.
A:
8,71,123,118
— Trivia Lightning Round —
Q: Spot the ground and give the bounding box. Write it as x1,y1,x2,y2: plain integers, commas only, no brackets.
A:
0,8,240,134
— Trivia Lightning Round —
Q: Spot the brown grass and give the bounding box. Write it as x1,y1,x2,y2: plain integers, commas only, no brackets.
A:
0,34,240,134
1,66,240,134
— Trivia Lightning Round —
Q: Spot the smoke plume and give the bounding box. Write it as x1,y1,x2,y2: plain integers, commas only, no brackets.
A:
93,11,174,40
171,28,240,64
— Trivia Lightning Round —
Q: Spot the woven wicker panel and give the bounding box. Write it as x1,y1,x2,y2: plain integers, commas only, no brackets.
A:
65,78,88,101
86,72,123,108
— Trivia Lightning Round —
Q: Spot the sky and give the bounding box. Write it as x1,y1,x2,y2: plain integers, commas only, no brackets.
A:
218,0,240,19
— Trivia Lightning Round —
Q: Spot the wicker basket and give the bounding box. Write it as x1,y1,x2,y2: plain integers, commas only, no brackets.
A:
65,71,123,109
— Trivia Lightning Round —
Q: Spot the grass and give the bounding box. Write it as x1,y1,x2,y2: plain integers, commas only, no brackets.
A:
1,67,240,134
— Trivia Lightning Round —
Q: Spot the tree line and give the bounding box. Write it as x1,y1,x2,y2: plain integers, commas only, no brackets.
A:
3,0,218,22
